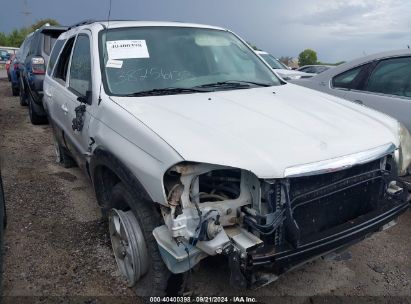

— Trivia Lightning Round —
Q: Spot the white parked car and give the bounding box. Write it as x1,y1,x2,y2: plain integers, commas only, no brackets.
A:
43,20,410,296
256,50,313,80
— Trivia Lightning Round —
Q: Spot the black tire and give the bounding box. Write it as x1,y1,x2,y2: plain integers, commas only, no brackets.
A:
19,79,28,106
11,86,19,96
53,135,76,168
28,94,48,125
110,183,182,296
59,147,76,168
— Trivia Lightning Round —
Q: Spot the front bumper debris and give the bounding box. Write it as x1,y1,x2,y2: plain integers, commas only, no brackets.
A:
239,166,410,289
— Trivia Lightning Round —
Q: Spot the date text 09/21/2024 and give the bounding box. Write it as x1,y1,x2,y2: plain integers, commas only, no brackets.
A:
149,296,257,303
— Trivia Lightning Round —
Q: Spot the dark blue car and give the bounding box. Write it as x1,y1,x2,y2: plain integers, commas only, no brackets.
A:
19,25,67,124
16,33,34,102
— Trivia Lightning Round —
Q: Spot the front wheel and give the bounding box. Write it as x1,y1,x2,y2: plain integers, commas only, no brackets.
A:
109,209,149,286
109,183,182,296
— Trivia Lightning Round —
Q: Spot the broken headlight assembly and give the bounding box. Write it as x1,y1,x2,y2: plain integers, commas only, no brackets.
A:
396,122,411,176
154,162,260,273
162,163,255,242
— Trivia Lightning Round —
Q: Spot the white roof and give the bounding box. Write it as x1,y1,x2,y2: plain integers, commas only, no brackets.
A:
98,20,225,30
59,20,227,39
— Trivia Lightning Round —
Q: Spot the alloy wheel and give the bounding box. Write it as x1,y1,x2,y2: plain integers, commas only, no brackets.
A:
109,209,149,286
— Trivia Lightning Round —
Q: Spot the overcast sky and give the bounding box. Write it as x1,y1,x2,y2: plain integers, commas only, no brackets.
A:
1,0,410,62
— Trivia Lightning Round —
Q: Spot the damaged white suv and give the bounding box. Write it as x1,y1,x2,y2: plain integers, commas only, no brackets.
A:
43,21,411,296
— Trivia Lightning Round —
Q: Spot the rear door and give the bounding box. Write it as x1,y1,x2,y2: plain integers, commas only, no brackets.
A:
49,37,76,148
63,31,93,170
342,56,411,132
43,38,66,115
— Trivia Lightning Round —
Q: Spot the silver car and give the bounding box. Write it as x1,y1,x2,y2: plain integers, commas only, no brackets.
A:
293,49,411,134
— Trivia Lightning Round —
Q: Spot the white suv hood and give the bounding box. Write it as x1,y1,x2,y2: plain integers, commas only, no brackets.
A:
111,84,399,178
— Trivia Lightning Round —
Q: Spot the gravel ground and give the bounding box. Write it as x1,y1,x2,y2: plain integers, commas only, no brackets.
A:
0,76,410,303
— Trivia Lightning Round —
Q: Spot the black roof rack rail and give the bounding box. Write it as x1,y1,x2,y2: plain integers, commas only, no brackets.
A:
67,19,96,30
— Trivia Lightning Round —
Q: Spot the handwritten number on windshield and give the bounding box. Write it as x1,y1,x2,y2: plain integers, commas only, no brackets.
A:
113,68,192,84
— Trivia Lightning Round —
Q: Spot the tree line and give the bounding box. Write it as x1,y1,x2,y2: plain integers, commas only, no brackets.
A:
0,19,59,47
248,42,344,67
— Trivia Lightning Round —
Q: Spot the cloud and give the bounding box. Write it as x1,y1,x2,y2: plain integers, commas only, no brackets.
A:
294,0,411,38
299,1,374,27
1,0,410,63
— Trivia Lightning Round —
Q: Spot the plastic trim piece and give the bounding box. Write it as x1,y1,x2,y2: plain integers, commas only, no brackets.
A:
284,143,396,178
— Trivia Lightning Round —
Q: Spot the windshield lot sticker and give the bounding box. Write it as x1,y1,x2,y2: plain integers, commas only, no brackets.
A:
106,59,123,68
106,40,149,59
195,35,231,46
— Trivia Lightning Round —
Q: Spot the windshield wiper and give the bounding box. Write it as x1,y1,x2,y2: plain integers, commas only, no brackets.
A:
124,87,210,97
194,80,272,89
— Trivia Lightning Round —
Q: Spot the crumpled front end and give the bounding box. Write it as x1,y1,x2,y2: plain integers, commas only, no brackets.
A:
153,148,410,289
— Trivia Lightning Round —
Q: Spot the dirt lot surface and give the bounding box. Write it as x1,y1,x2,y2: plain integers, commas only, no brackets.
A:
0,76,410,303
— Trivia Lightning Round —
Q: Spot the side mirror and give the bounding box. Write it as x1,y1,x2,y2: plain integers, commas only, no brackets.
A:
77,90,92,105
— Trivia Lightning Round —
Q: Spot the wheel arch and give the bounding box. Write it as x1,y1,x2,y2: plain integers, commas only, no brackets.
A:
90,147,154,211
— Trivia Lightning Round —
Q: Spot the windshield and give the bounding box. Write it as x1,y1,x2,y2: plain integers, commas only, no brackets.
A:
259,53,287,70
99,27,281,96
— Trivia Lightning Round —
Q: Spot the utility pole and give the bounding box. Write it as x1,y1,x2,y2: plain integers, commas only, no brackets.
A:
21,0,32,27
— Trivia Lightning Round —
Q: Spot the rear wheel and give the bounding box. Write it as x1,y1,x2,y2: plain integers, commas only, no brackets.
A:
109,183,182,296
19,79,28,106
11,85,19,96
28,94,48,125
53,134,76,168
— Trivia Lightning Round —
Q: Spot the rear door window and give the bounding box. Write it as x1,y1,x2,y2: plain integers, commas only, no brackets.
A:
27,33,39,57
43,34,58,55
47,39,66,76
21,35,33,60
332,66,362,89
302,66,316,73
365,57,411,98
53,37,75,83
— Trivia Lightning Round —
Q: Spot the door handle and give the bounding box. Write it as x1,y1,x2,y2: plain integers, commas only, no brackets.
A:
61,104,69,114
354,99,363,105
44,91,52,98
